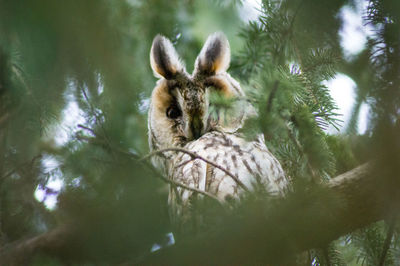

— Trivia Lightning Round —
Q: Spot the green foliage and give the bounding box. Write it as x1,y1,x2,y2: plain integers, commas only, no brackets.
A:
0,0,399,265
234,1,341,182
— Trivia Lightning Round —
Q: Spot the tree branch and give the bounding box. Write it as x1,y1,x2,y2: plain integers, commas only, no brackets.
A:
0,224,73,266
141,147,250,192
145,166,223,205
144,162,400,264
75,135,222,204
1,162,399,265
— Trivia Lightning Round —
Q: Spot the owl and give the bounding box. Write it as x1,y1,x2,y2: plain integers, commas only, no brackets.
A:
148,32,288,228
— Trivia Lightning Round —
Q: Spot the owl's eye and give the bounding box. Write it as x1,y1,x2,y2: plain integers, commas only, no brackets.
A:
166,106,182,119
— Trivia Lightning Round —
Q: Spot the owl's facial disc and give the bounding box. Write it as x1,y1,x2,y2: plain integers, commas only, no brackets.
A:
153,80,207,145
149,32,246,150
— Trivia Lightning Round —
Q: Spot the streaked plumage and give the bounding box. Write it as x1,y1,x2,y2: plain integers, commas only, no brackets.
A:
148,32,288,227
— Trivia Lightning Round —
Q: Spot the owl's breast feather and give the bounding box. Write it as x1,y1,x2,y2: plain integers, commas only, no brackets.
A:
169,131,288,202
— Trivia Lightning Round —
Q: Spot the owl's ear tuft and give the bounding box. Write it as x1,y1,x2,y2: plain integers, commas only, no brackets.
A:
194,32,230,76
150,35,184,79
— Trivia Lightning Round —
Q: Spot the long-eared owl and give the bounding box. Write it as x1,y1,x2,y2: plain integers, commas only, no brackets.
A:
148,32,288,226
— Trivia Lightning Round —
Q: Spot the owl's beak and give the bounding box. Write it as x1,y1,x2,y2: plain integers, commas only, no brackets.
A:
190,115,203,140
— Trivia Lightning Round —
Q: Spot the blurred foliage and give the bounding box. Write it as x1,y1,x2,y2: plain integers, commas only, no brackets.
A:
0,0,399,265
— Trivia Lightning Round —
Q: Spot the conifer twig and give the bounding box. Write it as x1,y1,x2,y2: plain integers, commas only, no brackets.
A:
285,123,319,182
378,214,397,266
81,87,116,159
266,80,279,113
77,124,96,136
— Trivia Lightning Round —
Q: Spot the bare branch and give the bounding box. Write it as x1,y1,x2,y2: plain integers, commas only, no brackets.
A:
74,136,222,203
77,124,97,136
1,154,42,180
141,147,250,192
157,173,223,204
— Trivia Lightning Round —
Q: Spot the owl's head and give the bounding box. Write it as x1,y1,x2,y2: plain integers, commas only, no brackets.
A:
148,32,247,152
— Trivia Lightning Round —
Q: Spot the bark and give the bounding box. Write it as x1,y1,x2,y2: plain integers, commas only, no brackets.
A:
0,224,73,265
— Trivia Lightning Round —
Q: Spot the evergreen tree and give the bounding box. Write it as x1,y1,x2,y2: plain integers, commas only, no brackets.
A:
0,0,399,265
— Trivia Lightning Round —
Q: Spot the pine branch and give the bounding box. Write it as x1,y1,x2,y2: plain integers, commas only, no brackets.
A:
1,162,399,264
378,214,397,266
143,162,398,265
285,123,320,182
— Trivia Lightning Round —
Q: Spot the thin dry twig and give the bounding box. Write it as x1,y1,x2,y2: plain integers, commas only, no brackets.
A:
0,154,42,180
74,132,222,203
77,124,97,136
141,147,250,192
116,149,222,203
175,159,195,169
157,173,222,204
